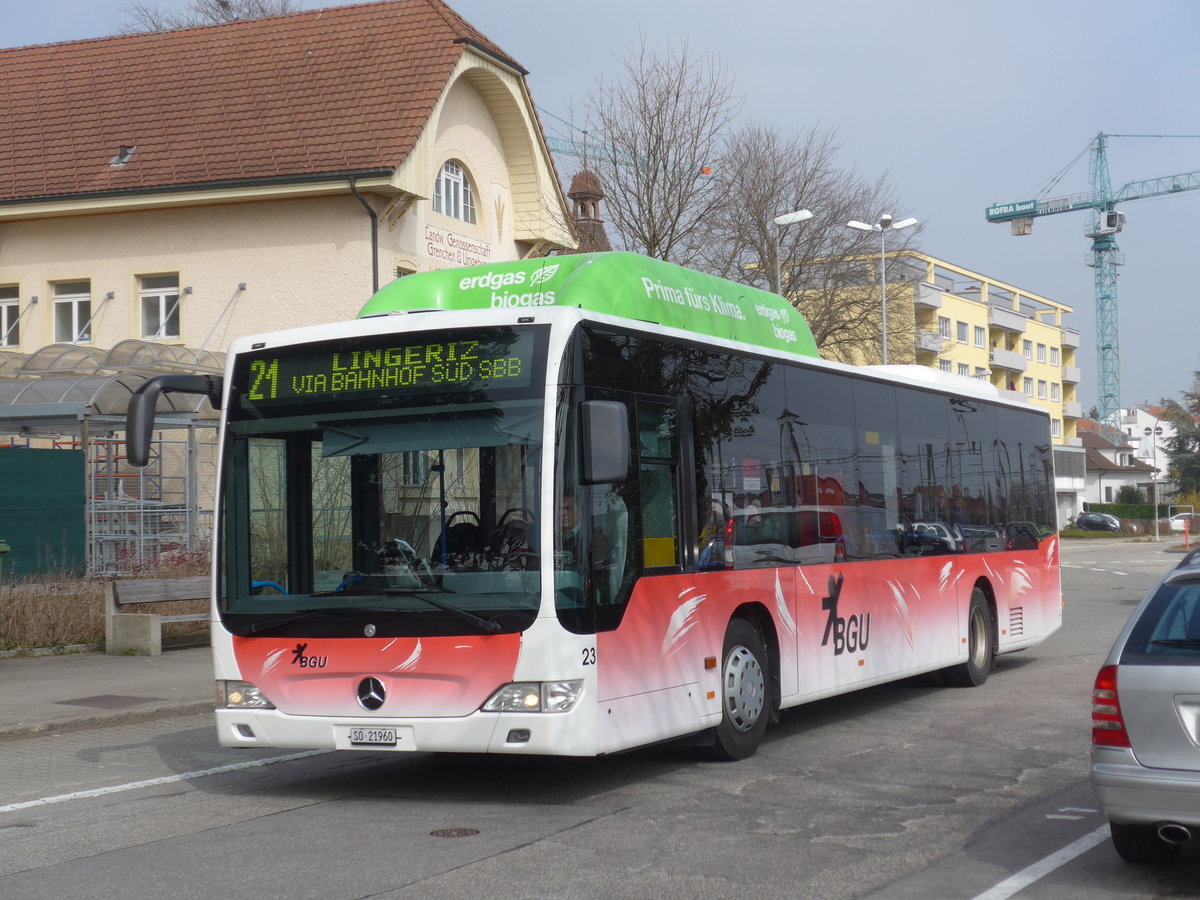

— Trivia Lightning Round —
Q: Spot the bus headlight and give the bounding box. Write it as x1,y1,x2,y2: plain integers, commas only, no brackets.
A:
217,680,275,709
482,680,584,713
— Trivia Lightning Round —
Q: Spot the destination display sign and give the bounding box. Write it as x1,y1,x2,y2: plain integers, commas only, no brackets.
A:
233,328,539,416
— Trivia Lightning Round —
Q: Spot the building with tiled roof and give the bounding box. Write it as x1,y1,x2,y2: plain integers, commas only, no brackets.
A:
0,0,577,572
0,0,575,353
1078,420,1158,503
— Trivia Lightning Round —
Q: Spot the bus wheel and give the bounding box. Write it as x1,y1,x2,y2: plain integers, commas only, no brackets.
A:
708,618,769,760
943,587,994,687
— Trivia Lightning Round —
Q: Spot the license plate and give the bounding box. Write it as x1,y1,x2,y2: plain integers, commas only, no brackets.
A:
348,726,398,746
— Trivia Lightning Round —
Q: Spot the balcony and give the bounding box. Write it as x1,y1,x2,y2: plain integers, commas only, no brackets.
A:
988,305,1028,333
989,346,1027,372
915,330,945,353
1063,401,1083,419
914,283,942,309
1062,365,1081,384
1061,328,1081,349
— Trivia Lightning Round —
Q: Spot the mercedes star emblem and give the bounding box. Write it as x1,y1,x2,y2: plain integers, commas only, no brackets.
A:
357,676,386,711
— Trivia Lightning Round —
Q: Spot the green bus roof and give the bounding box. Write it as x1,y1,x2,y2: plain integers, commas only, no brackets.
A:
358,251,819,358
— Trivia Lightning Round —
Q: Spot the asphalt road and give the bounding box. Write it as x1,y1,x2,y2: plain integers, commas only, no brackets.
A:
1,538,1197,899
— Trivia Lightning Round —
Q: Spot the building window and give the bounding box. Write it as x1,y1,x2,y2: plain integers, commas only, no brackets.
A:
957,362,970,376
939,359,952,373
0,285,18,347
1037,380,1048,399
1051,383,1061,401
974,367,988,380
956,321,969,343
938,316,951,338
1023,377,1033,397
1050,347,1060,366
1036,343,1046,363
1052,419,1062,438
433,160,477,224
399,450,429,486
1022,339,1033,359
973,326,985,347
140,274,181,339
53,280,91,343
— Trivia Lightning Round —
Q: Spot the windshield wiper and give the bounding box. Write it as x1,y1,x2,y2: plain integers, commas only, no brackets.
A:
1150,638,1200,650
312,585,501,633
370,588,502,634
246,606,395,634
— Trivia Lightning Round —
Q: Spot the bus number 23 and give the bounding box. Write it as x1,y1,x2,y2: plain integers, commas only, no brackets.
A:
582,647,596,665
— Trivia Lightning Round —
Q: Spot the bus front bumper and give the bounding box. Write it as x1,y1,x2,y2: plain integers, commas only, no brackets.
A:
214,706,597,756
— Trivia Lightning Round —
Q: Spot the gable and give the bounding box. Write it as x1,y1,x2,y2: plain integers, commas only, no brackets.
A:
0,0,519,205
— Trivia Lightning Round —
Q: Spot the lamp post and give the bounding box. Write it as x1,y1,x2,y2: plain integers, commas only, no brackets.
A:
846,213,918,364
771,209,814,296
1140,420,1165,541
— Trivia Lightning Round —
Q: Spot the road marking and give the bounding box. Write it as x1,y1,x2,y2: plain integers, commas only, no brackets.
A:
0,750,329,814
971,825,1109,900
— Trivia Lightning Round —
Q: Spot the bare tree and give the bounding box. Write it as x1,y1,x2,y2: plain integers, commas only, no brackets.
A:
584,36,741,266
792,170,923,365
119,0,301,33
694,122,840,290
694,121,920,364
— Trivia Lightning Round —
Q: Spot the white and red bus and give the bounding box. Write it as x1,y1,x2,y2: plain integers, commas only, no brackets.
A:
127,252,1061,759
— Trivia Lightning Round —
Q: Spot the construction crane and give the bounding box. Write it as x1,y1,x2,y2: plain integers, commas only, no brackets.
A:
985,132,1200,431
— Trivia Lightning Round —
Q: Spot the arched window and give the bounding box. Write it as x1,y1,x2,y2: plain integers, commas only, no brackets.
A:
433,160,477,224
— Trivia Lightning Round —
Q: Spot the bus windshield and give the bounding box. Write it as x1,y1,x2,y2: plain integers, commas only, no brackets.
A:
219,326,547,638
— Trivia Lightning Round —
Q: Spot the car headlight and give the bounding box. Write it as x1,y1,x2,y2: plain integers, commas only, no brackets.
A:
217,680,275,709
481,680,584,713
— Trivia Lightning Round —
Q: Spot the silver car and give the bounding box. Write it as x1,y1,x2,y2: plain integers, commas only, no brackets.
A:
1091,548,1200,863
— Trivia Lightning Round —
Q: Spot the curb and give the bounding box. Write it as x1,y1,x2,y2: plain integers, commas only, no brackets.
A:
0,643,102,659
0,700,214,743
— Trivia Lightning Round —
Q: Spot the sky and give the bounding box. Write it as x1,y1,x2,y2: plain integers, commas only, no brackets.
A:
5,0,1200,412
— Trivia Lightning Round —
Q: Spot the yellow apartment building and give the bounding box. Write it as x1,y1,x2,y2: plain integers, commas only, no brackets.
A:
806,252,1086,523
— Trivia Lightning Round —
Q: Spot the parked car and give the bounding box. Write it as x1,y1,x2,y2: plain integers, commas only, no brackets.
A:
908,521,964,554
1090,548,1200,864
724,505,846,568
1076,511,1121,532
1169,512,1197,533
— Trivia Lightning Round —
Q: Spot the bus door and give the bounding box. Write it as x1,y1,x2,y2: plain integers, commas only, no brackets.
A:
634,397,693,574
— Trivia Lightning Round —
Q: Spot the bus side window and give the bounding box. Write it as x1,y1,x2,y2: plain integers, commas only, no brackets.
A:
637,401,681,569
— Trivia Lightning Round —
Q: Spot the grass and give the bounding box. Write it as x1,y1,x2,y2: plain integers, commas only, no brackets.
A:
0,549,211,651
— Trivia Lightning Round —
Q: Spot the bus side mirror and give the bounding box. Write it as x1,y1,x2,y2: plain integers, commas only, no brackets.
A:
126,374,224,468
581,400,629,484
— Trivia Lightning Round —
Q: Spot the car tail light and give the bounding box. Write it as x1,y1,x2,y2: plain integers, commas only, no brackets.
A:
1092,665,1130,747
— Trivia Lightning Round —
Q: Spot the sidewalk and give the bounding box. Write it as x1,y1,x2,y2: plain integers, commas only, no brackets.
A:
0,646,214,741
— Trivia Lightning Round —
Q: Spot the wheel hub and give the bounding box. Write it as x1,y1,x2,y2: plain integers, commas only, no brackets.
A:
723,644,765,733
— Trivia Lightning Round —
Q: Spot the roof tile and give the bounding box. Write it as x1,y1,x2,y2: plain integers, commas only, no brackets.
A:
0,0,521,202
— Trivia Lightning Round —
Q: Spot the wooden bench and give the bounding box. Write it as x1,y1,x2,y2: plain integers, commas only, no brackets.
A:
105,576,210,656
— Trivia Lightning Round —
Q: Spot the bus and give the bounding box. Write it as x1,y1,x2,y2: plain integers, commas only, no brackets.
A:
126,251,1062,760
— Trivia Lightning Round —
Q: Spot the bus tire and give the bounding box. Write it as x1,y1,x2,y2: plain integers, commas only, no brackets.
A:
943,587,994,687
707,617,769,760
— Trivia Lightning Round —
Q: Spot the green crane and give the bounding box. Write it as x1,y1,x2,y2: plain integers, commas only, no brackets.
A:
985,132,1200,431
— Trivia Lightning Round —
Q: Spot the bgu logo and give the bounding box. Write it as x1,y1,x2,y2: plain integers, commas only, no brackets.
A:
821,574,871,655
291,642,328,668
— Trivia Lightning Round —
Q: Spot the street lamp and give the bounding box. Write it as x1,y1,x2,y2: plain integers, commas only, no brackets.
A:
1140,420,1165,541
771,209,813,296
846,213,918,364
